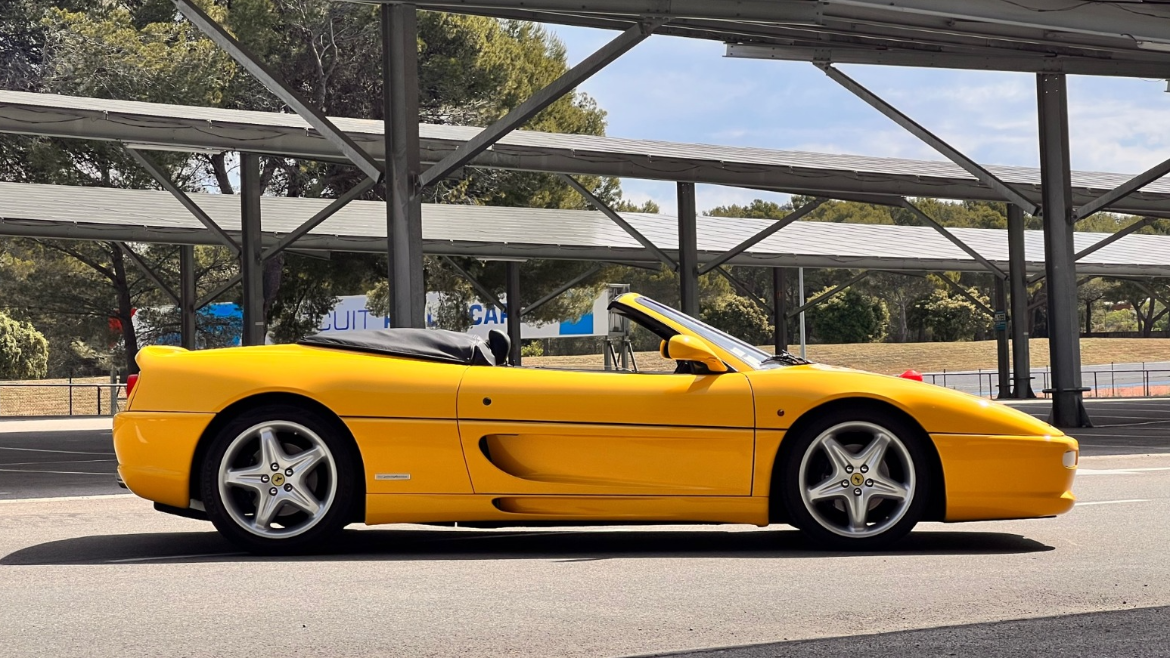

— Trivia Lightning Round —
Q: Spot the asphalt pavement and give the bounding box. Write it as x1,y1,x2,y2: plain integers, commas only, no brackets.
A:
0,418,118,499
1,411,1168,656
1006,397,1170,455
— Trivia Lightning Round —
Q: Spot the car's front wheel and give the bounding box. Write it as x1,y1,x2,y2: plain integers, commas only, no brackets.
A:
200,405,359,554
780,410,931,550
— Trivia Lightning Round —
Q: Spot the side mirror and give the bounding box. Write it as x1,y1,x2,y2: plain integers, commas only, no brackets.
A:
660,335,728,374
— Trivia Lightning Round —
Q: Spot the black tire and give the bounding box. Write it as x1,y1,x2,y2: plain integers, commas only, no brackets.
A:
200,404,359,555
778,407,932,550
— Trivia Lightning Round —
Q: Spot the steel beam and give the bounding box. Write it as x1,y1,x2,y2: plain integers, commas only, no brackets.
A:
180,245,196,350
729,44,1170,80
830,0,1170,48
125,147,239,253
383,4,426,329
240,153,266,347
364,1,820,24
441,256,503,311
420,21,661,189
263,178,376,261
788,271,870,319
677,182,699,317
197,274,239,310
714,266,772,317
798,267,807,359
1075,159,1170,220
773,268,788,353
1007,205,1035,399
936,275,995,318
1075,216,1157,261
1037,73,1090,428
900,199,1007,279
522,264,602,318
562,175,676,269
697,197,827,275
994,276,1010,399
171,0,382,182
117,243,178,305
820,65,1039,215
506,261,522,366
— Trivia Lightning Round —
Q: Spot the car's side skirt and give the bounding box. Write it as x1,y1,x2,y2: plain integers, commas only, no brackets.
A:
364,494,771,526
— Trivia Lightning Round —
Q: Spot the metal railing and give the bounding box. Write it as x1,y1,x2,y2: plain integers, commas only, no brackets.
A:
924,366,1170,399
0,382,127,417
4,364,1170,416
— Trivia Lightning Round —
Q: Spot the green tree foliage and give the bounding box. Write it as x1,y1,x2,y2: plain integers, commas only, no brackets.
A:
701,295,772,346
809,287,888,344
0,312,49,379
907,283,991,342
1111,279,1170,337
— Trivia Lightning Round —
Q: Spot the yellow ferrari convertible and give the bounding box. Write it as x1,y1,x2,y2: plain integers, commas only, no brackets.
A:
114,293,1077,553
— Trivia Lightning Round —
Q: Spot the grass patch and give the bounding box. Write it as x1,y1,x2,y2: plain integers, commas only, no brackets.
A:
527,338,1170,375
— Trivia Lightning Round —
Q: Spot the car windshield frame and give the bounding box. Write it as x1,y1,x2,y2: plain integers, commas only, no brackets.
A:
631,297,784,371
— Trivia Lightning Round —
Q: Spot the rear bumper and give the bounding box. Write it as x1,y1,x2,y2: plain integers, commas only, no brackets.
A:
932,433,1078,522
113,411,215,509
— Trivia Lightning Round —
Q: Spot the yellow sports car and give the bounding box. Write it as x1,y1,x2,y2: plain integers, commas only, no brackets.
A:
114,293,1077,553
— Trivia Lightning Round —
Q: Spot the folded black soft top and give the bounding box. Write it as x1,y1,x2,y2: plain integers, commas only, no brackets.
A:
299,328,496,366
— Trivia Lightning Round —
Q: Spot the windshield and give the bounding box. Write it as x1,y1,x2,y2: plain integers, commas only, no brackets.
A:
634,297,791,370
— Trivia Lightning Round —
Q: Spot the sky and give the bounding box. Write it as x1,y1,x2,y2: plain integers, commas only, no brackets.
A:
546,26,1170,215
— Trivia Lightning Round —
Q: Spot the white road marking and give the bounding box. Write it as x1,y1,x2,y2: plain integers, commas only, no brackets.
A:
1077,499,1151,506
0,493,133,504
1077,467,1170,475
106,552,247,564
0,446,114,456
0,468,113,476
0,459,116,467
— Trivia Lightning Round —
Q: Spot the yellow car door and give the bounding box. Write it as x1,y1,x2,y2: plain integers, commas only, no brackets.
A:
457,366,755,496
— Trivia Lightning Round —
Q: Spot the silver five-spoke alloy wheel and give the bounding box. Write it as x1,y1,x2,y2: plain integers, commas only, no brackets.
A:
217,420,338,539
798,421,916,538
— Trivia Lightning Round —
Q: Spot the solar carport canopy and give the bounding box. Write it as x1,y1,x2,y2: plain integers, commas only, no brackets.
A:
2,181,1169,277
6,91,1170,217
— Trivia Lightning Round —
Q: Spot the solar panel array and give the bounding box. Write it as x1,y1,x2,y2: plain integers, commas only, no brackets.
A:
2,182,1168,277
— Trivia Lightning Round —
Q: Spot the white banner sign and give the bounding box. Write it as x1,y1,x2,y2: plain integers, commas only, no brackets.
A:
317,293,609,338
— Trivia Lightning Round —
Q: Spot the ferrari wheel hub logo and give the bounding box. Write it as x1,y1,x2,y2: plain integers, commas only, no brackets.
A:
850,473,865,487
271,473,286,487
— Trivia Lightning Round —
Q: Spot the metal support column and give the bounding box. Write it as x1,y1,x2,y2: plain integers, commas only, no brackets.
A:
383,4,425,328
798,267,807,360
180,245,196,350
506,261,522,366
240,152,265,346
677,182,699,317
1037,74,1089,427
1007,204,1035,398
773,268,788,353
994,276,1010,399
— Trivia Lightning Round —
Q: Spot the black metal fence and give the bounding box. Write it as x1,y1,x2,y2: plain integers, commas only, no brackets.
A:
0,382,127,417
924,367,1170,399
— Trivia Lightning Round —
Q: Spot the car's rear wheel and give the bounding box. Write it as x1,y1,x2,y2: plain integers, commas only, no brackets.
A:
200,405,358,554
780,410,930,550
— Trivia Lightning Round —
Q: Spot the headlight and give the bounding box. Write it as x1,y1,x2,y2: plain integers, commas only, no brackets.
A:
1063,450,1078,469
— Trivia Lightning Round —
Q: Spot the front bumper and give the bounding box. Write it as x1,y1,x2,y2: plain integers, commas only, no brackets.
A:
113,411,215,508
933,433,1078,522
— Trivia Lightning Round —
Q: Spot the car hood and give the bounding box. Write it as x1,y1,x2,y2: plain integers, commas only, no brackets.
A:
746,364,1064,437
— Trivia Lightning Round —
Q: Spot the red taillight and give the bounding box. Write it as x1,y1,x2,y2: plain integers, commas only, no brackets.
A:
899,369,924,382
126,373,139,396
